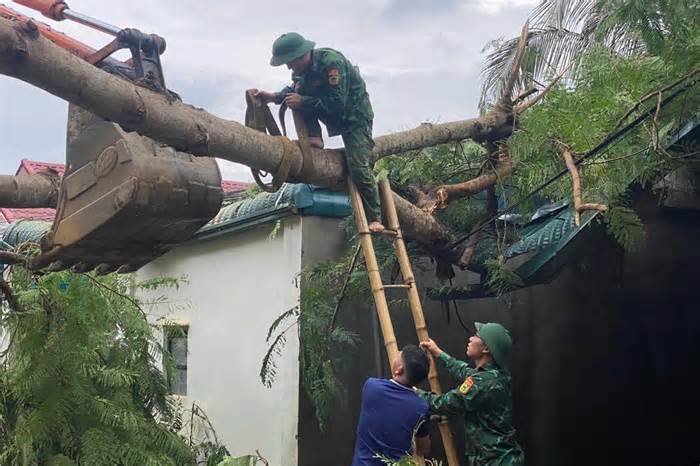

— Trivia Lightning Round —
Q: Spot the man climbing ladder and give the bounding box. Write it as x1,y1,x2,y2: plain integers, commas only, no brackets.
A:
255,32,385,233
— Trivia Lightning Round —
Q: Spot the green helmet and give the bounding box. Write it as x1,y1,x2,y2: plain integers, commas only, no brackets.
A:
270,32,315,66
475,322,512,371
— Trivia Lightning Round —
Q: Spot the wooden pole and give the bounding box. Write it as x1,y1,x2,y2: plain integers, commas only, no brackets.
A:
348,181,399,364
379,178,461,466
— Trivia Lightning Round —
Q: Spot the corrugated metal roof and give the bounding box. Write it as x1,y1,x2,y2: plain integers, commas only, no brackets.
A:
3,219,52,245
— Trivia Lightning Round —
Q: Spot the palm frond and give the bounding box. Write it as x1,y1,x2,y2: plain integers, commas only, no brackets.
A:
530,0,598,31
479,0,650,111
480,27,588,110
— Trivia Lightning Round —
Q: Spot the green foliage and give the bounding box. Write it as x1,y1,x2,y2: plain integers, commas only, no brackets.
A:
376,141,486,189
376,141,489,235
0,263,196,465
603,206,646,251
509,48,696,213
484,258,525,296
376,455,444,466
259,306,299,389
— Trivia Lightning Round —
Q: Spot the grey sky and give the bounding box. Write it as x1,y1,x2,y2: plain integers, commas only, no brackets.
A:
0,0,537,180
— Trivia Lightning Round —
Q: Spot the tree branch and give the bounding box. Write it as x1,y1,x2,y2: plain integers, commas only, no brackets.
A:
328,243,362,332
515,62,573,113
499,20,530,107
613,67,700,131
555,140,608,225
412,146,514,213
0,277,23,314
0,251,27,265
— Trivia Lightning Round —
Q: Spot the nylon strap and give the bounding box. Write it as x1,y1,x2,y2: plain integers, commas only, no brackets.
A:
278,102,315,181
245,89,291,192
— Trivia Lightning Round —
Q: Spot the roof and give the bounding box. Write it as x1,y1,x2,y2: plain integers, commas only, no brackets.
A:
194,183,351,241
221,180,249,194
2,219,52,246
0,207,56,223
17,159,65,176
0,159,249,223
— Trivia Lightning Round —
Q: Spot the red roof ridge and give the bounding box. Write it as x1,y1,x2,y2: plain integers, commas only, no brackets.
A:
18,159,66,176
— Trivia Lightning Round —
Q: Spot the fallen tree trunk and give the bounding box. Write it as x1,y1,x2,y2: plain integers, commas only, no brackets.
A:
0,18,514,188
0,171,59,208
0,17,518,267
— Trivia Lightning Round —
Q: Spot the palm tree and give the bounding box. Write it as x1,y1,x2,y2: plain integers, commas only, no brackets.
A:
477,0,682,111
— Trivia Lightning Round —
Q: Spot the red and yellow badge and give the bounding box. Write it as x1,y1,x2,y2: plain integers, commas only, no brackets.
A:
327,68,341,86
458,376,474,395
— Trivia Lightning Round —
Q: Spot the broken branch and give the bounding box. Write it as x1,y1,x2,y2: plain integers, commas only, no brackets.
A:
556,141,608,225
500,21,530,107
413,146,514,213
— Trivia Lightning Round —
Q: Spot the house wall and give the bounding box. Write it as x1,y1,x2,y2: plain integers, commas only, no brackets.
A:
137,217,303,465
296,189,700,466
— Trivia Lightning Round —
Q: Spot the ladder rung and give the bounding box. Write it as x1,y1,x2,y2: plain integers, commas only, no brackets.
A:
372,229,398,237
357,229,398,236
382,284,411,290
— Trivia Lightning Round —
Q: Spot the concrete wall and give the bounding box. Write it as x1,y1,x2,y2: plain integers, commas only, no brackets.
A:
138,218,303,465
296,189,700,466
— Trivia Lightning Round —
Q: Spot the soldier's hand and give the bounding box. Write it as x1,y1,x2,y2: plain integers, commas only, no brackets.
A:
283,93,303,109
420,338,442,357
254,90,276,104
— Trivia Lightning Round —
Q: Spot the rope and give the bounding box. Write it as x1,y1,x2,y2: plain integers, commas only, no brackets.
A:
245,89,293,192
279,101,316,181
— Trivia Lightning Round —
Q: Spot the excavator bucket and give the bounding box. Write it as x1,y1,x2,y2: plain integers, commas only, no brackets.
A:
29,105,223,273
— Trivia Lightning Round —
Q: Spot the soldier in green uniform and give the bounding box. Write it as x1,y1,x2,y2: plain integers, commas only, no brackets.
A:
419,323,525,466
255,32,385,233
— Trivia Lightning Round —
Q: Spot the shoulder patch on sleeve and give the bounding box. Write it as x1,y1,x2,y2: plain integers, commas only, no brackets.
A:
458,376,474,395
327,67,341,86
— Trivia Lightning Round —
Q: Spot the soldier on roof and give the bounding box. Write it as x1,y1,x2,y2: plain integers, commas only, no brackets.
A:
255,32,385,233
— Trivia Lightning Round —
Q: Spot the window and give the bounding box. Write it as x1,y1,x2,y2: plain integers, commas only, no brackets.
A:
164,325,188,396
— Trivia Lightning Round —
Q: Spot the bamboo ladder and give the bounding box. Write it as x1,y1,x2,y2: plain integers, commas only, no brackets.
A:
348,179,460,466
242,93,460,464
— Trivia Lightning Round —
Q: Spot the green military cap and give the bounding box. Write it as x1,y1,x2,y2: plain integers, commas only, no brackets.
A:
270,32,315,66
475,322,512,371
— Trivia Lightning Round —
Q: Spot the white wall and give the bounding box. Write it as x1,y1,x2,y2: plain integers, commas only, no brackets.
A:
138,218,302,465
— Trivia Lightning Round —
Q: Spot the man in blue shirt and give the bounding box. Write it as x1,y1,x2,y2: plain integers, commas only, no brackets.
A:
352,345,432,465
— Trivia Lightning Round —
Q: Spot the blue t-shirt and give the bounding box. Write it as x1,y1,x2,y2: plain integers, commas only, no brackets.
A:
351,378,430,466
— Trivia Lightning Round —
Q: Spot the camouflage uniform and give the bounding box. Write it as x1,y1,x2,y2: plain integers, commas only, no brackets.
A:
275,47,381,222
418,352,525,466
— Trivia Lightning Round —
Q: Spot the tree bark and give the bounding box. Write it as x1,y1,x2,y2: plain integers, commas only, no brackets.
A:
0,171,59,208
0,17,519,267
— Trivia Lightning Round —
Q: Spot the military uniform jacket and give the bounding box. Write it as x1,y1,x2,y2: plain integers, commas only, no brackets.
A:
418,353,525,466
276,47,373,136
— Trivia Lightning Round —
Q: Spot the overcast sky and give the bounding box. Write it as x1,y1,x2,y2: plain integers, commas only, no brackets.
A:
0,0,537,180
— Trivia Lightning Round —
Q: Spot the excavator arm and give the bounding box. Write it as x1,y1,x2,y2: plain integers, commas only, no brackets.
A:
2,2,224,274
